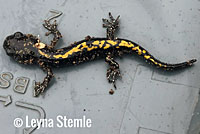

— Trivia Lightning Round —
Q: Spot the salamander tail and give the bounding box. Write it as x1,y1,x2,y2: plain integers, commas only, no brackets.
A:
155,58,197,70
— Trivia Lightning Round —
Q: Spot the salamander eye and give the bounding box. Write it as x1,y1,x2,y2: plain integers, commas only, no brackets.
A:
14,32,24,39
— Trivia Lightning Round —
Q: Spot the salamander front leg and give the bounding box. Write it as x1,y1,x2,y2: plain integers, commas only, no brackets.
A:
105,55,121,89
34,61,54,97
102,12,120,40
43,10,63,49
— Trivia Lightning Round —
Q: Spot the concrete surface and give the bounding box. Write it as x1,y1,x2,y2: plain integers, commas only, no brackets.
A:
0,0,199,134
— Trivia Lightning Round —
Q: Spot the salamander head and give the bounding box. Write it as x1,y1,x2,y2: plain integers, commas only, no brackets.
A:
3,32,40,64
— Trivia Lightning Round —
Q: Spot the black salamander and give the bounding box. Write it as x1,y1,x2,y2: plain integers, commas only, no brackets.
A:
3,11,197,96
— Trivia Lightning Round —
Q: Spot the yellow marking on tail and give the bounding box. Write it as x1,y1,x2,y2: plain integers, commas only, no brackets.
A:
132,46,139,51
138,49,142,55
150,58,155,62
119,40,134,48
132,46,142,55
144,55,150,59
150,58,158,65
129,42,134,47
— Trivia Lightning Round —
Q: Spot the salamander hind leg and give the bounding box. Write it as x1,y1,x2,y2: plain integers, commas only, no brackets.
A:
43,10,63,49
105,54,121,89
102,12,120,40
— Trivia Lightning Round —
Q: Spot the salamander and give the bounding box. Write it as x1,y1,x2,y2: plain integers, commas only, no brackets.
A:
3,11,197,97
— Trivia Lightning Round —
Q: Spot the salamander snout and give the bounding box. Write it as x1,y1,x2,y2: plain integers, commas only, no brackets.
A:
3,35,15,56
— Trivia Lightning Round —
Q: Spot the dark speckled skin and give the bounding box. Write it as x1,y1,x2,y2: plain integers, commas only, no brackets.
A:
3,32,39,65
3,33,197,69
